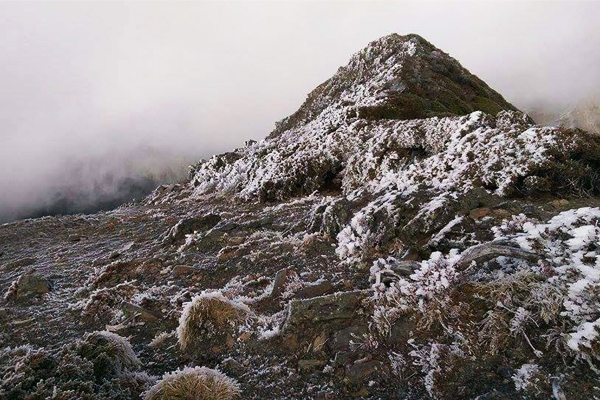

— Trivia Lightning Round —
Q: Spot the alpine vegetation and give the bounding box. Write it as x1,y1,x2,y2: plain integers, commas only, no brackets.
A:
177,291,251,355
2,33,600,399
144,366,240,400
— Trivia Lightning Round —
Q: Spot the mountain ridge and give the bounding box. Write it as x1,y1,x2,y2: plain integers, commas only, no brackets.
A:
2,34,600,399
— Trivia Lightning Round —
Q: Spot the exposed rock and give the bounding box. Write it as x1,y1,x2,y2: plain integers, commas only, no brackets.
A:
333,351,354,366
217,246,242,262
298,359,327,371
294,280,334,299
93,260,136,287
172,265,200,278
345,359,384,384
220,357,245,376
470,207,491,220
5,270,52,301
329,324,369,352
310,197,352,238
161,213,221,245
312,331,329,353
270,268,291,298
3,257,36,271
455,241,541,271
121,301,161,322
387,317,415,346
68,234,82,242
282,290,370,333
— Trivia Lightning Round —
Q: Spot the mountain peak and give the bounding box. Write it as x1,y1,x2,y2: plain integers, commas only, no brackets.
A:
5,32,600,400
270,33,517,138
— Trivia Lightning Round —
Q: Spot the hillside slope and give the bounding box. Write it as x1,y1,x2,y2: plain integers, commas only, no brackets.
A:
557,97,600,134
1,34,600,399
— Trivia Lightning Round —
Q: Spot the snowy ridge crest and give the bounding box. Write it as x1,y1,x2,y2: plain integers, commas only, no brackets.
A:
183,34,598,207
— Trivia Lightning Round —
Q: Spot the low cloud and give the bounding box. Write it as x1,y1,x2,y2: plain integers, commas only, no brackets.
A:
1,1,598,222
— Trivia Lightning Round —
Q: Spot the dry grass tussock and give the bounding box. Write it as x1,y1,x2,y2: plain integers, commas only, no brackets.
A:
177,292,250,351
144,366,240,400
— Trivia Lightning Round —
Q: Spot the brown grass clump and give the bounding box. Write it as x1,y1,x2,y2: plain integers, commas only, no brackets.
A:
144,366,240,400
177,292,249,353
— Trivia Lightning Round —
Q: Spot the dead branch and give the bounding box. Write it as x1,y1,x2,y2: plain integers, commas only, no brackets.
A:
455,242,541,271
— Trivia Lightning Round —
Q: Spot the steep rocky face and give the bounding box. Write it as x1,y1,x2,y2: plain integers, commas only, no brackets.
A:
2,34,600,399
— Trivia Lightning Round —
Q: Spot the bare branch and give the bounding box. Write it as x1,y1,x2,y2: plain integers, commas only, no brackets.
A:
455,242,541,271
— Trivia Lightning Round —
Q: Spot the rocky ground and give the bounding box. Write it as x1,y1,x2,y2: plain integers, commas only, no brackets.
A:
1,34,600,399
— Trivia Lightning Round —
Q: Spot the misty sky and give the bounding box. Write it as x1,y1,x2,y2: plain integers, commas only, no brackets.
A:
1,1,599,222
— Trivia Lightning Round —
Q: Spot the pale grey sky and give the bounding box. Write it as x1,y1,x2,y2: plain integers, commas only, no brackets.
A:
1,1,599,221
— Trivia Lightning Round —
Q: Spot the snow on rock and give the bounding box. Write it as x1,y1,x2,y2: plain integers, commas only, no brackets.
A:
175,35,600,279
185,88,600,269
189,109,589,204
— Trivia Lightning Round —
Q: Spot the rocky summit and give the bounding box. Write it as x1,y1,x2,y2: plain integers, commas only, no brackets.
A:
1,34,600,399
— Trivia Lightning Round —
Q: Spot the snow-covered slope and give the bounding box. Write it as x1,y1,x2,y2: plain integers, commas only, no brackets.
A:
186,34,599,205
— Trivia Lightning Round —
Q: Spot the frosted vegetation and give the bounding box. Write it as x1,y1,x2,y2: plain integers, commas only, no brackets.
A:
173,34,600,397
144,366,240,400
3,33,600,399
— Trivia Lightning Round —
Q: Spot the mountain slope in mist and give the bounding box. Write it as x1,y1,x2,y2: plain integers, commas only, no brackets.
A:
2,34,600,399
0,148,192,223
526,95,600,135
556,96,600,134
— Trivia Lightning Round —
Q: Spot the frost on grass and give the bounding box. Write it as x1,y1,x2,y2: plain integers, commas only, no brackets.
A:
495,208,600,360
367,207,600,397
512,364,540,392
78,331,141,375
371,250,461,334
177,291,251,354
71,280,138,322
0,333,151,399
149,331,172,348
144,366,240,400
409,341,465,398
